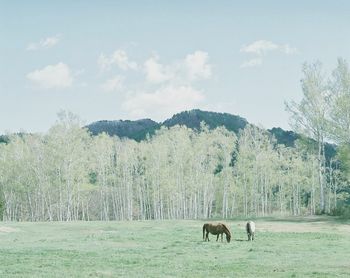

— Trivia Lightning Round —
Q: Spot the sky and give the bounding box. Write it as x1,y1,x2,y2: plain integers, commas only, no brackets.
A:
1,0,350,134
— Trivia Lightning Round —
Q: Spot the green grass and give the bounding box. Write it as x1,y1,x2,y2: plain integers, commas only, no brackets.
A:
0,217,349,277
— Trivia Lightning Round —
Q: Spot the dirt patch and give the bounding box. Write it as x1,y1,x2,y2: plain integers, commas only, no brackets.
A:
0,226,19,233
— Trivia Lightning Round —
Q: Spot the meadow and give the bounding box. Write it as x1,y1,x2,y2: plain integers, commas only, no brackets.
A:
0,217,349,277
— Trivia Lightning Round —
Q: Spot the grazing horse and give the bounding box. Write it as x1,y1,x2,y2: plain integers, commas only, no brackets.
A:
203,223,231,243
246,221,255,241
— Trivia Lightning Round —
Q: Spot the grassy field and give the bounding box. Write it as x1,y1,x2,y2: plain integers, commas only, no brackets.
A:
0,217,349,277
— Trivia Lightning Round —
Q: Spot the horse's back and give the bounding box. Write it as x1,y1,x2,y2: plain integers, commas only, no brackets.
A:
204,222,225,234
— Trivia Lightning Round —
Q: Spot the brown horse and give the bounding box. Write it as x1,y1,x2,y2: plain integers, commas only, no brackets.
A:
246,221,255,241
203,223,231,243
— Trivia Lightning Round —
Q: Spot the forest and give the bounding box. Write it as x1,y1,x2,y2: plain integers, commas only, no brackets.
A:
1,59,350,221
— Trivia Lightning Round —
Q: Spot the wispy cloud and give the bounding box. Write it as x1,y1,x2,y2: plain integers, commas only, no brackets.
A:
283,44,298,55
240,40,279,55
144,55,172,83
101,75,124,92
185,51,212,80
240,40,297,68
240,58,263,68
98,49,138,71
26,34,61,51
97,50,212,120
26,62,73,89
143,50,212,84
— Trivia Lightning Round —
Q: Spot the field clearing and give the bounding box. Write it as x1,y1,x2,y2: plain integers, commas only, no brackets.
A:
0,217,349,277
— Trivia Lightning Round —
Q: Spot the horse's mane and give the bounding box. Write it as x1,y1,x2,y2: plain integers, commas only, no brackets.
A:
221,223,231,236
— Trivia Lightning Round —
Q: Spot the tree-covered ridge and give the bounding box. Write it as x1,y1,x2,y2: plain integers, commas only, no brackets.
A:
269,127,336,161
86,119,160,141
85,110,337,161
162,109,248,133
86,109,249,141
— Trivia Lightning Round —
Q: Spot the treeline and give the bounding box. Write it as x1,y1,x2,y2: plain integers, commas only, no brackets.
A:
0,111,344,221
2,58,350,221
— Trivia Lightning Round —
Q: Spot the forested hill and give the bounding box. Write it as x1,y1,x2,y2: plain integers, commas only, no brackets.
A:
86,109,249,141
85,109,336,159
87,119,159,142
85,110,302,146
162,109,248,133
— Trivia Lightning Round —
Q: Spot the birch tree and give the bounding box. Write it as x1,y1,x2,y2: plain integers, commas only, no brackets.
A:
286,62,329,213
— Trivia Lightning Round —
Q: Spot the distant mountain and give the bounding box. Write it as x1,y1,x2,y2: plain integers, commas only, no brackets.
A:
83,109,336,160
268,127,336,160
86,110,249,142
162,109,248,134
86,119,160,141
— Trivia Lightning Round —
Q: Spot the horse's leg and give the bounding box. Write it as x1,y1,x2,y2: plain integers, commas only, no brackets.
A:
221,233,223,242
216,234,219,241
252,233,254,241
206,231,210,241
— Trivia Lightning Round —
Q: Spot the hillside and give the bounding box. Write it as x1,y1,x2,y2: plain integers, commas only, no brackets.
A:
1,110,335,158
85,109,336,160
162,109,248,134
86,109,249,141
86,119,160,141
85,110,301,146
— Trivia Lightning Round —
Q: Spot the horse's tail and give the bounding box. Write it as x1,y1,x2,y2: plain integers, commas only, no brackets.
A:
246,221,255,234
246,222,250,233
203,224,207,240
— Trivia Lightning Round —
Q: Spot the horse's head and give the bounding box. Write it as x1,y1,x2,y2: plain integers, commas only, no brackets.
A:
226,233,231,243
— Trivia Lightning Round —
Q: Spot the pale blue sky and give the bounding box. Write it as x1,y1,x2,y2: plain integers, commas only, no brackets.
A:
1,1,350,134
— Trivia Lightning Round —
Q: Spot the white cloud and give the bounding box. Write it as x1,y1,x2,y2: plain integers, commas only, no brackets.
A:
26,35,61,51
283,44,298,55
122,85,205,120
240,58,263,68
240,40,298,56
98,49,138,71
240,40,279,55
101,75,124,92
26,62,73,89
185,51,212,80
143,50,212,84
144,55,172,83
240,40,298,68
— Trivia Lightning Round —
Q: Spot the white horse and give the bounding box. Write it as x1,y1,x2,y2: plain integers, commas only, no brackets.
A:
246,221,255,241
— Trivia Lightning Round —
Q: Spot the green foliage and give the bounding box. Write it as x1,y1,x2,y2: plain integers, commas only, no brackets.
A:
269,127,300,148
329,205,350,218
